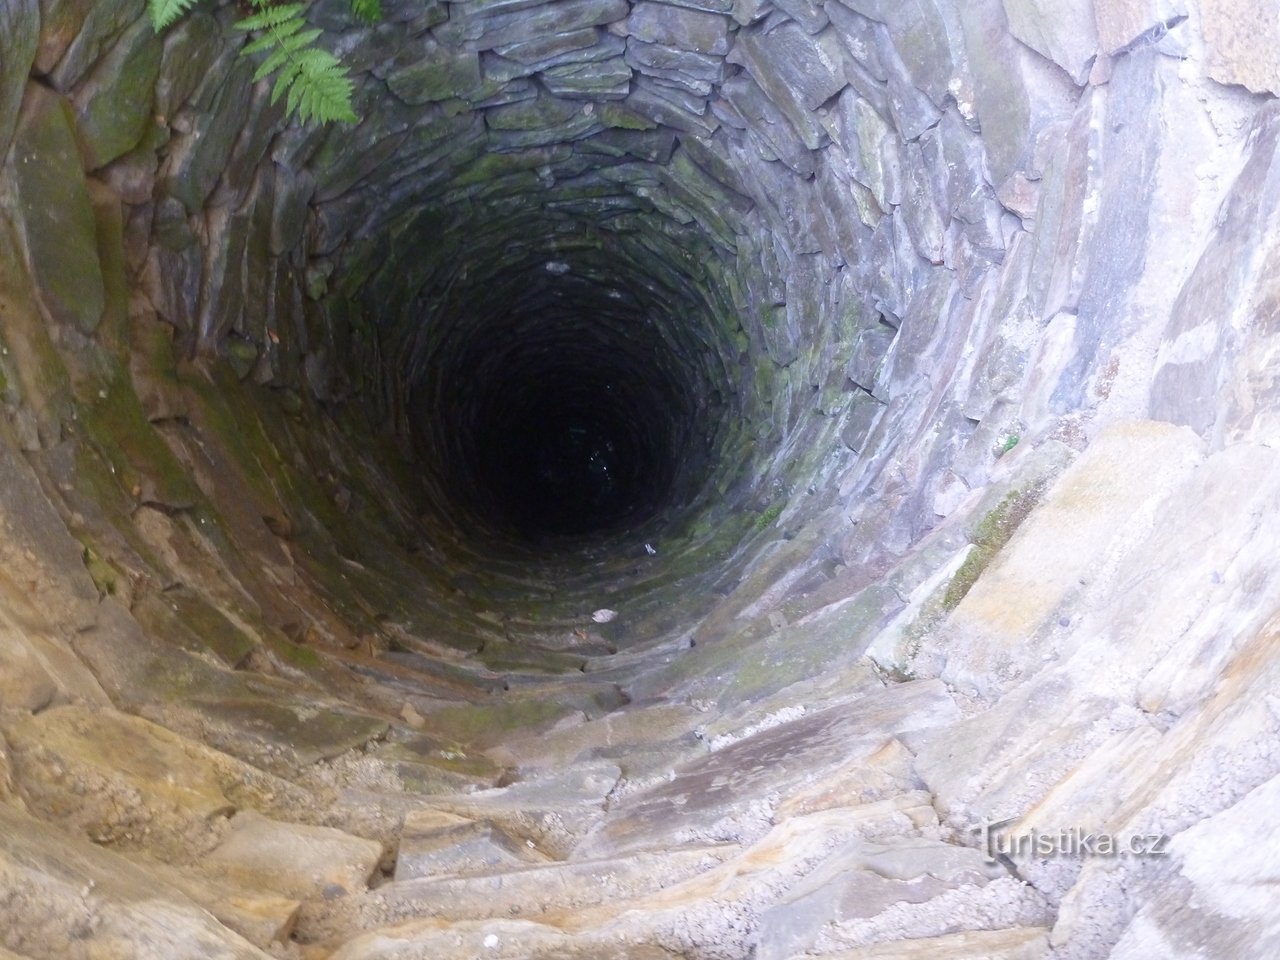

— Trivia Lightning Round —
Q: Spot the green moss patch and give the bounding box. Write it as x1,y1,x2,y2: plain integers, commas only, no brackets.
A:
942,485,1044,611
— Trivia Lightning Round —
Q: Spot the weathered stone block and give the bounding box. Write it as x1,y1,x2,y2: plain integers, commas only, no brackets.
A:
155,12,226,119
1201,0,1280,96
163,57,254,213
447,0,629,48
626,2,731,55
830,0,966,116
1151,103,1280,437
625,38,725,87
387,37,483,104
541,57,633,99
1093,0,1187,54
720,73,815,176
771,0,828,33
48,0,146,91
34,0,95,74
395,815,534,881
72,15,163,169
728,22,847,150
10,84,106,334
494,27,600,64
822,88,901,210
204,810,384,899
625,77,720,135
0,0,38,160
958,0,1075,185
1002,0,1099,84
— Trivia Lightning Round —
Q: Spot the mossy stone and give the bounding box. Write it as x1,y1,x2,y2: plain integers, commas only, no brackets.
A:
10,84,106,335
72,15,162,170
0,0,38,159
386,43,483,104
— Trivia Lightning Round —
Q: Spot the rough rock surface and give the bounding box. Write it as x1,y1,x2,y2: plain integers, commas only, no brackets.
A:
0,0,1277,957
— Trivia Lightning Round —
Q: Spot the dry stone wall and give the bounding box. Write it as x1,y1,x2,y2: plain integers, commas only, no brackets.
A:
1,0,1280,958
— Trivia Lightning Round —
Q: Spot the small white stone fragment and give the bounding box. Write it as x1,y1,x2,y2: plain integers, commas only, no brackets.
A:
544,260,570,275
483,933,500,949
592,608,618,623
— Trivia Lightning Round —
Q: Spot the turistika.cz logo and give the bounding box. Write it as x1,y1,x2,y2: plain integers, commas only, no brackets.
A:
974,818,1171,865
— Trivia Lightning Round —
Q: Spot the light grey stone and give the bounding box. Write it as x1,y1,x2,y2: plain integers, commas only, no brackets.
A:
770,0,828,33
493,27,601,64
1093,0,1187,54
1150,102,1280,435
394,815,537,881
1002,0,1099,84
386,36,483,104
957,0,1075,185
752,837,1023,959
1051,49,1166,413
541,57,633,99
624,76,720,135
577,680,958,857
625,38,725,88
727,22,847,150
625,2,732,55
445,0,629,48
829,0,966,113
720,73,816,176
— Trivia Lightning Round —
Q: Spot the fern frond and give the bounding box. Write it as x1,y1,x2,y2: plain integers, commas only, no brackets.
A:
234,3,307,31
236,6,358,126
350,0,382,23
288,53,358,124
241,16,306,56
149,0,201,30
253,28,324,81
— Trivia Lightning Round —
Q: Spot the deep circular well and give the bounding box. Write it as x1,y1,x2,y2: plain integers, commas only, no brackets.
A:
2,1,1280,958
405,218,738,543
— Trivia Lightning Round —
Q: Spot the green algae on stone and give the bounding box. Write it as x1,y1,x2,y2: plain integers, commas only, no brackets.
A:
71,15,162,169
78,368,202,510
80,542,121,598
87,181,130,345
132,588,259,668
10,85,106,335
387,43,483,104
942,484,1045,611
0,212,76,441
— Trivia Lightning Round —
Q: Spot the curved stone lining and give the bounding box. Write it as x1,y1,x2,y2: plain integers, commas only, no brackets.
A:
5,1,1280,957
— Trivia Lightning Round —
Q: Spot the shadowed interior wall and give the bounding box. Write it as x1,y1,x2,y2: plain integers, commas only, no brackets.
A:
1,0,1280,958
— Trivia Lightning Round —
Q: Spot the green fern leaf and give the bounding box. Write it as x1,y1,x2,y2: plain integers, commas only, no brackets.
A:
235,2,359,126
271,59,307,106
241,16,306,56
149,0,201,30
234,3,307,31
292,58,357,124
253,28,324,81
350,0,382,23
